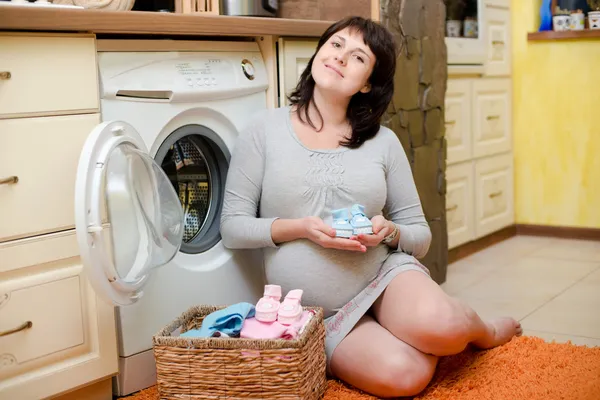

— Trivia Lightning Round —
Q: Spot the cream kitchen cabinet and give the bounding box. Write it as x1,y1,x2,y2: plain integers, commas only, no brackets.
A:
0,32,118,400
0,239,118,400
445,77,511,166
277,38,318,106
444,77,514,248
445,0,513,249
484,5,511,77
446,63,513,247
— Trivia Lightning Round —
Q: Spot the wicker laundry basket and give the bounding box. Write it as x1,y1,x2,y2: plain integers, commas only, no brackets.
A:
152,305,327,399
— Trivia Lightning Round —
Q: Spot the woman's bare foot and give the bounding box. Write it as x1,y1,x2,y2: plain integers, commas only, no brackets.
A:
472,317,523,349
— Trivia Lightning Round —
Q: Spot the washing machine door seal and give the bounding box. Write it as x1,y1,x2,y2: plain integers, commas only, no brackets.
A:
75,121,185,306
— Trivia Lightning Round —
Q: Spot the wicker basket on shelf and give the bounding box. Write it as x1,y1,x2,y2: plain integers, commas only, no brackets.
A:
152,305,327,399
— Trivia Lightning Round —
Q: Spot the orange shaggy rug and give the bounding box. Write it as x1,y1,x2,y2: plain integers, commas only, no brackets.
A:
121,336,600,399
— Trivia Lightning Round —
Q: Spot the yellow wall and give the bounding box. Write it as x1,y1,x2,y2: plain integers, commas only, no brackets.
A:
512,1,600,228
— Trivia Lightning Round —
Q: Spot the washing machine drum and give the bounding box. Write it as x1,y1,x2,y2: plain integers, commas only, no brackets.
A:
155,126,230,254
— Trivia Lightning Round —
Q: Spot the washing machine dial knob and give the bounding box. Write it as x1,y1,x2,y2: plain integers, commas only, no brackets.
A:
267,0,278,10
241,59,255,80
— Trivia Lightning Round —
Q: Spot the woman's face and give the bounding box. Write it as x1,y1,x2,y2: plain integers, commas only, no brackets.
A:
311,27,376,98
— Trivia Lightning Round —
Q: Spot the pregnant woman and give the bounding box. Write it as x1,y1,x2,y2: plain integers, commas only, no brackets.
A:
220,16,522,398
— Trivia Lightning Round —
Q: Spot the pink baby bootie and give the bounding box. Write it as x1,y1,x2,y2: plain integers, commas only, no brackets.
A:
255,284,282,323
277,289,303,325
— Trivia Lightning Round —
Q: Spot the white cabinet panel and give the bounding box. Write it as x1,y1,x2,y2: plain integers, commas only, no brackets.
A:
446,162,475,249
485,6,511,77
474,153,514,238
472,78,511,158
0,275,85,369
445,79,473,165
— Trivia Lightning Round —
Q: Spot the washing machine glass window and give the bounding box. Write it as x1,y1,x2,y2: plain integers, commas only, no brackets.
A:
155,124,230,254
75,121,185,306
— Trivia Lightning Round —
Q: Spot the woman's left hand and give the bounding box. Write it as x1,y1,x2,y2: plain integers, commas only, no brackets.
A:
353,215,394,247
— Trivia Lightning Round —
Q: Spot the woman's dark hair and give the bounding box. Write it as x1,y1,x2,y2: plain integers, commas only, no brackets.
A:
287,16,397,149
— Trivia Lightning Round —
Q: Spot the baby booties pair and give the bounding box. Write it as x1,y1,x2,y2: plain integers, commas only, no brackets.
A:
332,204,373,238
255,285,303,325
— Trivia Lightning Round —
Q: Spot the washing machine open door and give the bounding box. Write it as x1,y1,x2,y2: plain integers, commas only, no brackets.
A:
74,121,185,306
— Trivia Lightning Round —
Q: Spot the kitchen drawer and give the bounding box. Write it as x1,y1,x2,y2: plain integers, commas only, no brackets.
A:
0,230,79,274
0,113,101,243
0,273,85,376
472,78,511,158
0,34,99,118
445,79,472,165
446,162,475,249
484,7,511,77
0,257,118,399
474,153,514,238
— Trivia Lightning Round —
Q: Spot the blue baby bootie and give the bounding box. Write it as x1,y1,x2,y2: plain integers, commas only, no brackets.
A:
332,208,353,238
350,204,373,235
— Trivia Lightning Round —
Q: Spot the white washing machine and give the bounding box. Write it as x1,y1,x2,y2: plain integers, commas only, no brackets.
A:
73,41,268,396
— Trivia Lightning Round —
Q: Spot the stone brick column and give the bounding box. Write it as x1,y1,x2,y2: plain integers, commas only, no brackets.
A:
380,0,448,283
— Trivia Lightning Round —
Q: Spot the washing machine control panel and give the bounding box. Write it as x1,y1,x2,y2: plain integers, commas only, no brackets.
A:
99,50,268,102
173,55,263,90
175,58,222,87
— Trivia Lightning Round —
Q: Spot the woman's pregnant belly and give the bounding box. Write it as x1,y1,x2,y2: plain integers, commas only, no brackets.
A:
263,239,389,318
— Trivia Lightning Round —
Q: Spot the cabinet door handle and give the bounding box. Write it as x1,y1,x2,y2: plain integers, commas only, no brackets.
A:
446,204,458,212
486,115,500,121
489,191,503,198
0,321,32,337
0,71,11,80
492,40,505,45
0,176,18,185
445,120,456,125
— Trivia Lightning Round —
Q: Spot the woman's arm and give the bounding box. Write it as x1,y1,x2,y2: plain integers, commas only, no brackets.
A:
382,129,432,259
270,219,306,244
219,115,283,249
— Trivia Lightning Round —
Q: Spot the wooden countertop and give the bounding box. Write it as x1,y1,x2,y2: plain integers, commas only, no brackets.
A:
0,5,332,37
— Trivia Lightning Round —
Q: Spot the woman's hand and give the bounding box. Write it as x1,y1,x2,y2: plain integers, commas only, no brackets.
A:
354,215,394,247
301,216,367,252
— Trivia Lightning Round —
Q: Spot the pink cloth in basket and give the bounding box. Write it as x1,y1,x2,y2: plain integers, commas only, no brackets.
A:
241,310,313,340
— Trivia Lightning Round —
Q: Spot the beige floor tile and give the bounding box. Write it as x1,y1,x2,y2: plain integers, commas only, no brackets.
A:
441,257,498,295
464,235,554,268
454,293,545,321
520,268,600,339
442,236,555,295
524,329,600,348
455,256,599,304
445,235,600,342
529,237,600,262
491,235,555,255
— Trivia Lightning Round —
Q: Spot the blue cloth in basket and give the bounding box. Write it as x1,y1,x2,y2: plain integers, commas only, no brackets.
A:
180,302,256,338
